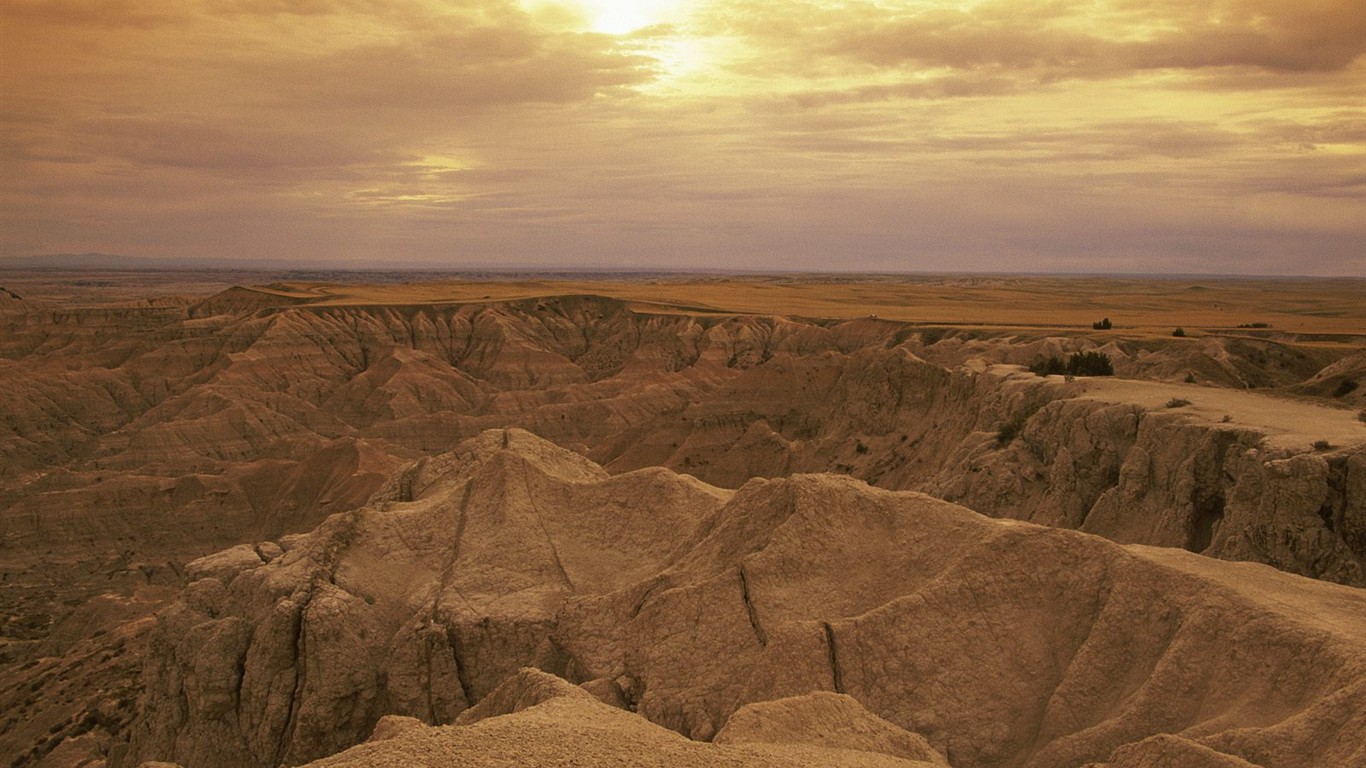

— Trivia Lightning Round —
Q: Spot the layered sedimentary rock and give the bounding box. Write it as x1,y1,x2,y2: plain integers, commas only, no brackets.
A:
926,372,1366,585
6,293,1360,588
127,430,1366,768
4,291,1365,765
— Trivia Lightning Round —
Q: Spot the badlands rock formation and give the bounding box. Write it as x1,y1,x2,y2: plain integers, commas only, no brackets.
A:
3,291,1361,588
2,283,1364,766
126,430,1366,768
302,671,948,768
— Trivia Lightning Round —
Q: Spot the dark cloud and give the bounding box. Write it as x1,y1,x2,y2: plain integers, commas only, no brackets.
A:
266,29,653,111
1,0,654,181
708,0,1366,80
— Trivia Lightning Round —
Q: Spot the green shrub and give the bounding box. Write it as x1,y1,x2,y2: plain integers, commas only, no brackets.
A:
1028,351,1114,377
1313,439,1332,451
1067,351,1114,376
1029,356,1067,376
1172,327,1186,337
1165,398,1191,408
1092,317,1112,330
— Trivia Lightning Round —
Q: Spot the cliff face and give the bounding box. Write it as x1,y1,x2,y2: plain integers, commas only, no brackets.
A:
923,376,1366,586
125,430,1366,768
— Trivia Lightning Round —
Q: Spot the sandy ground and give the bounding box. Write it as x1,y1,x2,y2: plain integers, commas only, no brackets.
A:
1078,376,1366,450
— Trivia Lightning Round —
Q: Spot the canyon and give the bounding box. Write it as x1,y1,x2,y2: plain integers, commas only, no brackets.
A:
1,272,1363,767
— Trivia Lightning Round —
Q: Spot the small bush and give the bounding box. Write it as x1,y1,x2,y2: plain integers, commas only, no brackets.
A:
1029,356,1067,376
996,403,1042,446
1313,439,1332,451
1358,409,1366,423
1184,372,1196,383
996,421,1021,445
1068,351,1114,377
1092,317,1112,330
1029,351,1114,377
1165,398,1191,408
1332,379,1359,398
1172,327,1186,337
1237,322,1270,329
1221,415,1233,423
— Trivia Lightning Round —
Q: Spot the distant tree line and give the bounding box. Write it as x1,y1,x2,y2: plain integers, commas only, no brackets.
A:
1029,351,1114,377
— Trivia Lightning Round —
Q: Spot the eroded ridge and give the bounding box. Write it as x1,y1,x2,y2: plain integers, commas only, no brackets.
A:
127,430,1366,768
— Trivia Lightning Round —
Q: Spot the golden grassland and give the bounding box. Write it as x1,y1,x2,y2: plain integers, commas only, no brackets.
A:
3,271,1363,338
281,275,1366,338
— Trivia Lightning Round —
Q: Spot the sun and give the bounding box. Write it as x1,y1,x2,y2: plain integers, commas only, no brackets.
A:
521,0,713,84
570,0,684,35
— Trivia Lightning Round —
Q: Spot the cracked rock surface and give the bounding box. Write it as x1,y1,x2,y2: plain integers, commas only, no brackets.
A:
127,429,1366,768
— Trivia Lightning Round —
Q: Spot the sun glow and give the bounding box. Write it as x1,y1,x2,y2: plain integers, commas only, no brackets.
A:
570,0,685,34
522,0,714,84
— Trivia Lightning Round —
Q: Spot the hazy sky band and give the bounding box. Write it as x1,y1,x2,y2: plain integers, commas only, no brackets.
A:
2,0,1364,275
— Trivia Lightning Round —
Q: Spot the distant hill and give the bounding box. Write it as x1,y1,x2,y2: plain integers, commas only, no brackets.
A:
0,252,176,270
0,252,351,271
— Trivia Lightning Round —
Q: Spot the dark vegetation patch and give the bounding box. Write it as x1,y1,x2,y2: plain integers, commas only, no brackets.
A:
1029,351,1114,377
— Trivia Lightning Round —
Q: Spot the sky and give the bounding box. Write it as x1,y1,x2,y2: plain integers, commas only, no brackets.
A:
2,0,1364,275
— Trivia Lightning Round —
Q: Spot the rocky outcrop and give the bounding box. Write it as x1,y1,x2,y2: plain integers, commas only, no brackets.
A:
127,430,1366,768
303,674,944,768
186,286,317,319
715,692,948,765
125,429,728,766
450,668,597,726
0,286,25,312
1086,734,1262,768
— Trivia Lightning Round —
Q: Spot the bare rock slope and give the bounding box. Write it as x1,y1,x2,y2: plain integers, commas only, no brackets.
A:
304,669,943,768
128,429,1366,768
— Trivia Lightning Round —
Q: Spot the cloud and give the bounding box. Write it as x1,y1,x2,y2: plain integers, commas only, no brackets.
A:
1,0,1363,274
264,28,653,112
705,0,1366,80
1,0,654,180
